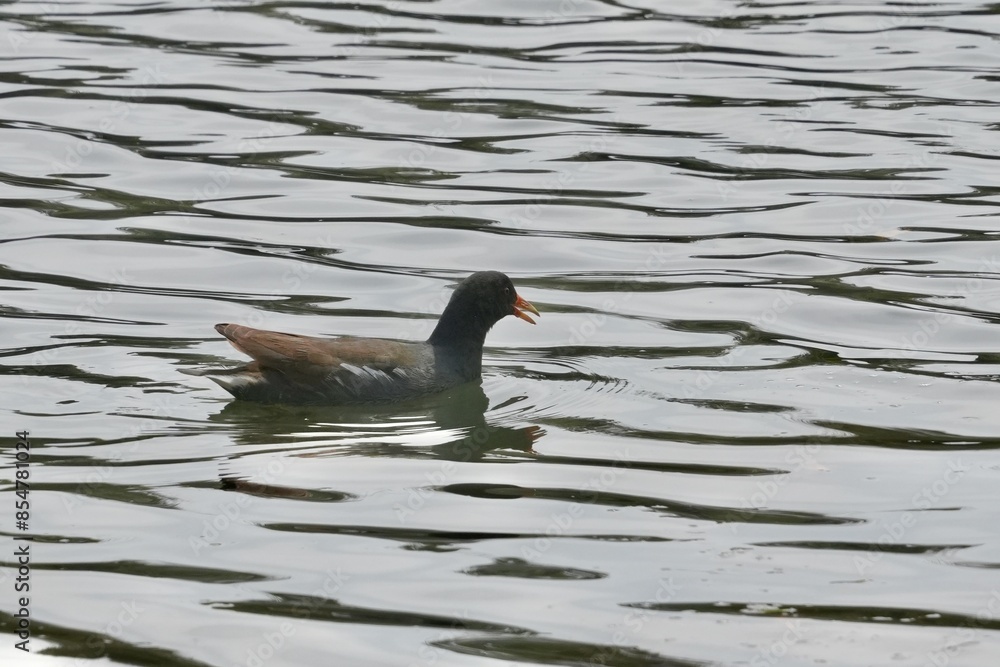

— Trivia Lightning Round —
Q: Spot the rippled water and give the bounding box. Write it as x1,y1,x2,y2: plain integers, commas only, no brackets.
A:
2,0,1000,665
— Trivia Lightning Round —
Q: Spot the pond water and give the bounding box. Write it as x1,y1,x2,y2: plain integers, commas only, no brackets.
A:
2,1,1000,665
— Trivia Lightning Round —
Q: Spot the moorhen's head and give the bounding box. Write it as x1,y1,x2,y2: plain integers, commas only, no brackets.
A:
428,271,539,347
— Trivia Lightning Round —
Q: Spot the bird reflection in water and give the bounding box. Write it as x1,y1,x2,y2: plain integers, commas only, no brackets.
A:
208,382,542,500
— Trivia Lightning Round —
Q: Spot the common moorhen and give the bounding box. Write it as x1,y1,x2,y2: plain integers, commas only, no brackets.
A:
200,271,539,404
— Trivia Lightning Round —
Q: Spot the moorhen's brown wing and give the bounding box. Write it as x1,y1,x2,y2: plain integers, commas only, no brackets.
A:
213,323,437,404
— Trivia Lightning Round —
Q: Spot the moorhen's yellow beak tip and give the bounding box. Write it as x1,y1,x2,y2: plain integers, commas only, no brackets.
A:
513,294,540,325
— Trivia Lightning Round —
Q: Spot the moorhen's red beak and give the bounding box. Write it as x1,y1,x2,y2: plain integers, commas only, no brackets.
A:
513,294,540,324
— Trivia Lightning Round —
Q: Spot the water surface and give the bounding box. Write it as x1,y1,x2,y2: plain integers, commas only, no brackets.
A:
2,1,1000,665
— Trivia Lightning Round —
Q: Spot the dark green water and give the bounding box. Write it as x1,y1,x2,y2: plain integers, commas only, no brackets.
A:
2,1,1000,665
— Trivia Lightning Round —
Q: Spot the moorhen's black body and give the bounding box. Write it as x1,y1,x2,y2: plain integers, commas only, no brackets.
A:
201,271,539,404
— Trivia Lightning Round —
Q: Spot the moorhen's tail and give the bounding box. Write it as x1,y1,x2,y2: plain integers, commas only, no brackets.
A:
180,363,265,398
181,323,273,399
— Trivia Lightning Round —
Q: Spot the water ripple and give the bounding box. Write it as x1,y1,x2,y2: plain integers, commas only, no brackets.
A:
3,0,1000,665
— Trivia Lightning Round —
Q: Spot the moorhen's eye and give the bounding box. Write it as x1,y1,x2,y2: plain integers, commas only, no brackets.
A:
504,287,510,295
